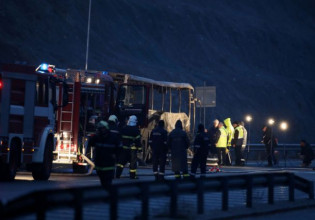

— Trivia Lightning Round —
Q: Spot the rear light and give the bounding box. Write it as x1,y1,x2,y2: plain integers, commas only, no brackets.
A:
0,137,9,153
0,81,3,89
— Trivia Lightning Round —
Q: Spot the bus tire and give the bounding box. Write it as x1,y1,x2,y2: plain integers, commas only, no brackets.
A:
32,138,53,180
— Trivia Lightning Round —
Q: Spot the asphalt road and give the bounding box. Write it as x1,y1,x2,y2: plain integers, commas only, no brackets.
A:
1,163,315,219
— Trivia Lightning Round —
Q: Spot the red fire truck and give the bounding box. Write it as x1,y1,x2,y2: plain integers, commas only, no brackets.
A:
53,68,115,172
0,63,68,181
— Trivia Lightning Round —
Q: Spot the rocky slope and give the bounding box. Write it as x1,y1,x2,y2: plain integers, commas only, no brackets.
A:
1,0,315,142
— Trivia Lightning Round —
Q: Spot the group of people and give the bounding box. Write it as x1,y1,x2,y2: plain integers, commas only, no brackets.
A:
89,114,314,189
89,114,141,189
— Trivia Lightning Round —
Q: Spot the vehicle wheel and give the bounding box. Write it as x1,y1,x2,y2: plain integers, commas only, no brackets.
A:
0,140,20,181
32,138,53,180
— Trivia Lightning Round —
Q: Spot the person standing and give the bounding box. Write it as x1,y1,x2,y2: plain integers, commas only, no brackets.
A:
89,121,120,189
239,121,248,164
190,124,210,178
232,121,244,166
208,119,219,156
116,115,141,179
216,122,228,166
262,125,276,167
149,120,168,181
168,120,190,180
223,118,234,165
300,140,314,167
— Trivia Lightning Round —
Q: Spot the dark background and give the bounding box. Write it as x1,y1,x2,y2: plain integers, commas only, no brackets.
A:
1,0,315,143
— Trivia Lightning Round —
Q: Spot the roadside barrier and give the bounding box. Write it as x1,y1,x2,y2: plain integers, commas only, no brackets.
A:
0,172,313,220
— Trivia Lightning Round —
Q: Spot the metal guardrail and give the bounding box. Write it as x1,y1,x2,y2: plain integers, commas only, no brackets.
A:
0,172,313,220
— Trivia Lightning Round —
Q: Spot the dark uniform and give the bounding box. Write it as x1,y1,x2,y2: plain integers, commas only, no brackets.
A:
89,121,120,189
168,120,190,180
208,125,219,155
232,122,244,166
149,120,168,181
190,124,210,178
300,140,314,167
116,123,141,179
262,126,277,166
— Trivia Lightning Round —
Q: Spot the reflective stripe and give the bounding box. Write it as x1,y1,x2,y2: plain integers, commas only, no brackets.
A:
110,130,120,134
95,166,115,171
159,172,165,175
174,174,181,177
154,172,158,175
123,146,130,149
122,135,141,140
137,147,142,150
130,169,137,173
116,164,124,168
183,174,190,177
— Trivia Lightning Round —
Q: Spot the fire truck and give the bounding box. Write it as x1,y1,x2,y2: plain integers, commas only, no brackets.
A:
0,63,68,181
53,68,115,172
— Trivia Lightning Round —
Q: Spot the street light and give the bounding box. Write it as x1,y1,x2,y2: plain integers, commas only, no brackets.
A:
268,118,275,126
85,0,92,71
280,122,288,131
245,115,253,163
280,121,289,167
245,115,252,122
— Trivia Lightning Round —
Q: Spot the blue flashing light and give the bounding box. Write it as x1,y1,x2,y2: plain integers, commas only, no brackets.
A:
102,71,108,75
40,63,49,71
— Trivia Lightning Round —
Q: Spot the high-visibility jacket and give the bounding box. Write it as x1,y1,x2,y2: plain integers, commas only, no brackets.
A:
216,127,228,148
232,126,244,146
224,118,234,147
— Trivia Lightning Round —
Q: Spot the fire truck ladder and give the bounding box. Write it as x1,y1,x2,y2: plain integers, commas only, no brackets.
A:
57,84,75,163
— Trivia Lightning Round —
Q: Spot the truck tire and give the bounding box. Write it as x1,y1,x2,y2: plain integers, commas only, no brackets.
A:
32,138,53,180
0,140,20,181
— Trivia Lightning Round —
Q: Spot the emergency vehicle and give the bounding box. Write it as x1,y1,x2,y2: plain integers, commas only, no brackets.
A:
53,68,114,172
0,63,68,181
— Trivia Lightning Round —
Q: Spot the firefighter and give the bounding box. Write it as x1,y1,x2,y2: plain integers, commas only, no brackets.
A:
190,124,210,179
115,115,141,179
232,121,244,166
216,122,228,165
167,120,190,180
149,120,168,181
89,121,120,189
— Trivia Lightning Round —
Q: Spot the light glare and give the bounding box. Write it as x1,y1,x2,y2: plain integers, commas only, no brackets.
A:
245,115,252,122
268,118,275,125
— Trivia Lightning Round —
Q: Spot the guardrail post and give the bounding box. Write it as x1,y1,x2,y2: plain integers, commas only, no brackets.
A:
246,175,253,208
267,174,274,204
222,177,229,211
110,187,118,220
288,173,295,202
141,184,149,220
74,190,83,220
170,181,178,218
36,193,46,220
308,181,314,200
197,179,204,214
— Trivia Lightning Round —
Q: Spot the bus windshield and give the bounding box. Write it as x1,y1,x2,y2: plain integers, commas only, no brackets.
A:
118,85,146,107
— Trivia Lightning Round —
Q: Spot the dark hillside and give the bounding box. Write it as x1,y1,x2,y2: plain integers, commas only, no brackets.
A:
1,0,315,142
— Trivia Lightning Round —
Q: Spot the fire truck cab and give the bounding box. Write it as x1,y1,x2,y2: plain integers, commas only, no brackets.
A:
0,63,68,181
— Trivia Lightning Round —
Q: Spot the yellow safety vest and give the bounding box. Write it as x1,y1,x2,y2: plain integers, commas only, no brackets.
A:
217,127,228,148
235,126,244,139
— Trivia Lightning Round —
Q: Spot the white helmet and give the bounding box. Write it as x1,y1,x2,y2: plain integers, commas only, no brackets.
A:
127,115,138,126
108,115,118,124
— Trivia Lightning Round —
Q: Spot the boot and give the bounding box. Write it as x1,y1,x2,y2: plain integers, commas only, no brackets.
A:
158,173,165,181
154,172,159,181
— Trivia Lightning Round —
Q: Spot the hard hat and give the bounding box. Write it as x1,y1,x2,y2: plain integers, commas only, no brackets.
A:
127,115,138,126
108,115,118,123
97,120,109,129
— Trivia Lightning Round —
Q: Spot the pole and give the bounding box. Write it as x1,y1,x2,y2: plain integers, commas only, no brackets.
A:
203,81,206,126
85,0,92,71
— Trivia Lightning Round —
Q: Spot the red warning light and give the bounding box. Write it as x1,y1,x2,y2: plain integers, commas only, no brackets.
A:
48,67,53,73
0,81,3,89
